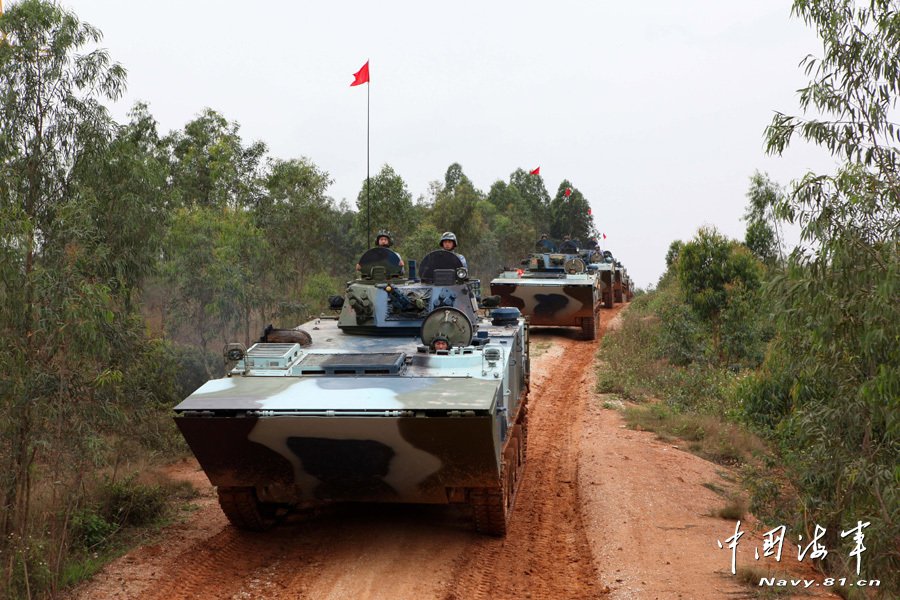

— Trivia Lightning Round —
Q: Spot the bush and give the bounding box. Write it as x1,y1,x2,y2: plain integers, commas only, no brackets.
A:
100,474,167,527
71,508,116,550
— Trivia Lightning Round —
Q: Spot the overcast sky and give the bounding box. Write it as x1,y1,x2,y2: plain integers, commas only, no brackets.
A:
62,0,838,287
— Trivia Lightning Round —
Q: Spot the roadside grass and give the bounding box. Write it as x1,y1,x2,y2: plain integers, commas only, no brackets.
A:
621,403,766,467
55,466,201,592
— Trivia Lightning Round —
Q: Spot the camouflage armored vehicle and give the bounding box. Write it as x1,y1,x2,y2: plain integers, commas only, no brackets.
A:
613,261,626,303
592,250,619,308
622,272,635,301
490,238,601,340
173,247,529,536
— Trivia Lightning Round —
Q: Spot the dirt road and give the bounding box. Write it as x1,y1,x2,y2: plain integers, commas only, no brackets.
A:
70,306,836,599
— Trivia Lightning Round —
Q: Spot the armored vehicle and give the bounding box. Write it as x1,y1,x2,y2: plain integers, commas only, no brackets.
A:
173,248,529,536
622,272,635,301
613,262,626,303
592,250,617,308
490,238,601,340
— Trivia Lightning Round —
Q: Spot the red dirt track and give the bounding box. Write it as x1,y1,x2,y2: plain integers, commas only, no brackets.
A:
69,305,838,600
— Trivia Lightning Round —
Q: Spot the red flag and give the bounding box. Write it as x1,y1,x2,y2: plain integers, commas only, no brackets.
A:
350,61,369,86
602,233,607,239
530,167,540,175
588,208,592,215
564,187,572,197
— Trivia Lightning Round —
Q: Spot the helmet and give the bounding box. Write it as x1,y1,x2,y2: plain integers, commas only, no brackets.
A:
375,230,393,247
439,231,458,249
431,335,451,352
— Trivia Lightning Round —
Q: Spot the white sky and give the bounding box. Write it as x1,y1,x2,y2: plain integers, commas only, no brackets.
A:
62,0,838,287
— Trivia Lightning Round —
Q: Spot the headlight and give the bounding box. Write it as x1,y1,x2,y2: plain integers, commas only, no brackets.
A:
456,267,468,280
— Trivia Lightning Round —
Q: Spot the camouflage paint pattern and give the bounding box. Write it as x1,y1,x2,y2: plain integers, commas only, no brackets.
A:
490,250,601,327
174,306,528,506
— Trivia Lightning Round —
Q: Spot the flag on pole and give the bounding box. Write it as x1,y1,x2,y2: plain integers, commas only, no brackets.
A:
564,187,572,197
588,208,592,215
351,61,370,86
530,167,540,175
602,233,607,239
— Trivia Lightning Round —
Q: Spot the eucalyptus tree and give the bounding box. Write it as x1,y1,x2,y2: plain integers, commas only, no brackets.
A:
759,0,899,587
259,157,340,310
509,167,551,232
0,0,129,593
743,172,782,265
354,164,416,248
486,179,539,267
165,108,267,210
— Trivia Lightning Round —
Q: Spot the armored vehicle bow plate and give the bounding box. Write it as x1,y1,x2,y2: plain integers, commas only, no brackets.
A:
174,248,529,536
490,237,602,340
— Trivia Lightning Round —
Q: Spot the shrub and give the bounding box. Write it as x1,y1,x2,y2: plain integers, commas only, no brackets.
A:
100,475,167,527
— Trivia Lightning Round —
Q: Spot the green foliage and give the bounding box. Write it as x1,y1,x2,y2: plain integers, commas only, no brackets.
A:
165,108,267,210
355,163,417,247
71,508,116,550
743,172,783,265
677,227,763,324
651,285,705,367
664,239,683,270
760,1,900,591
100,475,167,528
547,180,595,242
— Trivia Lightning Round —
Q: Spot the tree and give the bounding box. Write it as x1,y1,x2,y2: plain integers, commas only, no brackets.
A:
665,240,683,270
761,0,899,588
486,180,538,267
71,102,171,308
354,164,416,247
743,172,782,265
165,108,267,210
509,167,551,231
547,180,594,242
0,1,140,594
676,227,762,358
164,207,268,361
259,158,337,292
443,162,471,194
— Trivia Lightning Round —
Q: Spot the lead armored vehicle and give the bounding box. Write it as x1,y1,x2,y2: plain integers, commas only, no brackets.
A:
173,248,529,536
490,238,602,340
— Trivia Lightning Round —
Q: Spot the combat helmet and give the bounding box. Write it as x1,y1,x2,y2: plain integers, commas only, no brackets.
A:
439,231,458,249
375,229,393,247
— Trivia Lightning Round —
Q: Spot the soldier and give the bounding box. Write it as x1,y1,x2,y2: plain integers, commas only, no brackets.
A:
439,231,467,268
431,337,450,352
357,229,404,272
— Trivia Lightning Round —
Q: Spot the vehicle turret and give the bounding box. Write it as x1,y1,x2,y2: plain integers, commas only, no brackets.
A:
338,248,479,335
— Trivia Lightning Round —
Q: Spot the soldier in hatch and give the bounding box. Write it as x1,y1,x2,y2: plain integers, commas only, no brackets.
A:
439,231,467,269
356,230,404,272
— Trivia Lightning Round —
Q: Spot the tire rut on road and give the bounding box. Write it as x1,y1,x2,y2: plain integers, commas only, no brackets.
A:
441,311,622,600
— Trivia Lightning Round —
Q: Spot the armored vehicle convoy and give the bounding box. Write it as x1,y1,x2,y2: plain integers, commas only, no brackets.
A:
490,238,601,340
173,248,529,536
